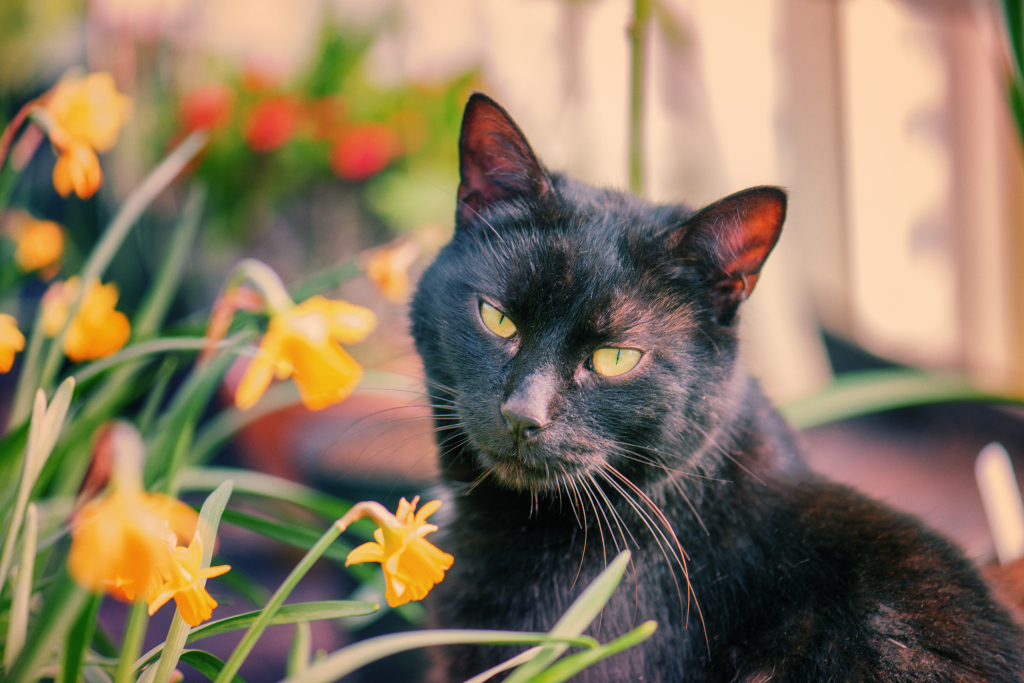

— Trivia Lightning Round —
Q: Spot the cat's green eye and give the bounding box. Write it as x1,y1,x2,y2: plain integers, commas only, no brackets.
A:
480,301,517,338
591,347,642,377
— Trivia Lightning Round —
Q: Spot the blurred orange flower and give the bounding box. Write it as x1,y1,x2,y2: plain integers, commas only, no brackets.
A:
7,214,64,278
43,72,132,154
180,84,234,132
51,139,103,199
235,295,377,411
330,123,400,181
245,97,299,152
147,536,230,627
68,423,200,604
42,276,131,361
340,497,453,608
366,239,420,303
0,314,25,373
35,72,131,199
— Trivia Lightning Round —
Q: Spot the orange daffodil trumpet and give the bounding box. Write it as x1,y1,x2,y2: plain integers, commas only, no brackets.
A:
41,275,131,361
68,422,230,626
28,71,132,199
147,535,231,626
209,259,377,411
0,314,25,373
336,497,453,608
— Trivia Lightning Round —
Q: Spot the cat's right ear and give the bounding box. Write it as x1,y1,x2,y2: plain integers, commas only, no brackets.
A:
669,186,787,325
457,93,552,227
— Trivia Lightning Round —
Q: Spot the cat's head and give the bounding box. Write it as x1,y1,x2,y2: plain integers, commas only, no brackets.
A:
410,94,785,493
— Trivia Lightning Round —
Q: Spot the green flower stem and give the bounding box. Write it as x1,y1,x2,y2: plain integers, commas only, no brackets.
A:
71,335,245,386
280,631,599,683
28,130,208,406
628,0,652,195
212,523,344,683
229,258,295,315
114,602,150,683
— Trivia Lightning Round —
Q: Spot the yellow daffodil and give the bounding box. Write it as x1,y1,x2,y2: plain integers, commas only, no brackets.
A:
0,314,25,373
51,138,103,199
366,238,420,303
11,216,64,277
235,295,377,411
43,72,132,154
68,423,199,603
41,276,131,361
337,497,453,608
147,535,230,627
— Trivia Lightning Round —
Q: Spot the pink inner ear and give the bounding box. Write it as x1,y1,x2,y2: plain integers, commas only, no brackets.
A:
457,94,550,219
716,196,785,283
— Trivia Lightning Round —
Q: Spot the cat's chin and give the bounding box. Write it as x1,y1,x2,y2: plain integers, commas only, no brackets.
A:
477,450,580,493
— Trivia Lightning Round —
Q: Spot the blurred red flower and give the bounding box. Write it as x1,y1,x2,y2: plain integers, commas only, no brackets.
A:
180,85,234,132
245,97,299,153
330,123,400,181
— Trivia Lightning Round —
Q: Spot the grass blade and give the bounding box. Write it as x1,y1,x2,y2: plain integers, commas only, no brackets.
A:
134,601,380,671
280,632,600,683
505,550,631,683
525,621,657,683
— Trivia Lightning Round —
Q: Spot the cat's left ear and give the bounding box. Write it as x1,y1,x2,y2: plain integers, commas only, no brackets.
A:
670,186,786,323
456,93,553,227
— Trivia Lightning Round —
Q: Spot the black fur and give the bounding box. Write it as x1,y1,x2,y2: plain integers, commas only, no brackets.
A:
409,93,1024,682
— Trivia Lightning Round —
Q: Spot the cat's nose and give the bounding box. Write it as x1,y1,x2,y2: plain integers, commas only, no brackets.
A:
501,406,546,444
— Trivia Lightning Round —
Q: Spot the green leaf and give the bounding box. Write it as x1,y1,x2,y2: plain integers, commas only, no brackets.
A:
145,350,238,485
212,524,346,683
779,369,1019,430
525,621,657,683
133,184,205,339
61,594,102,683
134,600,380,671
177,468,365,534
279,631,600,683
218,509,373,581
177,650,246,683
0,378,74,590
3,502,38,668
4,571,90,683
288,260,361,303
505,550,632,683
71,336,234,386
212,561,271,608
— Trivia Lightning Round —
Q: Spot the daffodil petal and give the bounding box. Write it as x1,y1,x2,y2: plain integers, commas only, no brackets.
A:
346,541,386,566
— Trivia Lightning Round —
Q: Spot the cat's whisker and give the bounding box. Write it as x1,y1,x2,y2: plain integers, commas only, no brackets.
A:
561,469,590,591
605,442,713,536
605,437,731,483
585,473,641,629
357,424,466,480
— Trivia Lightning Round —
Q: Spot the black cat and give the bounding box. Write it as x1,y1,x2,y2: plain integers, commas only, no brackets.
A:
409,94,1024,682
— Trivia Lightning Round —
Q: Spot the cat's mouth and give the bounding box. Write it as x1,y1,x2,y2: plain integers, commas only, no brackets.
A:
476,446,588,492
